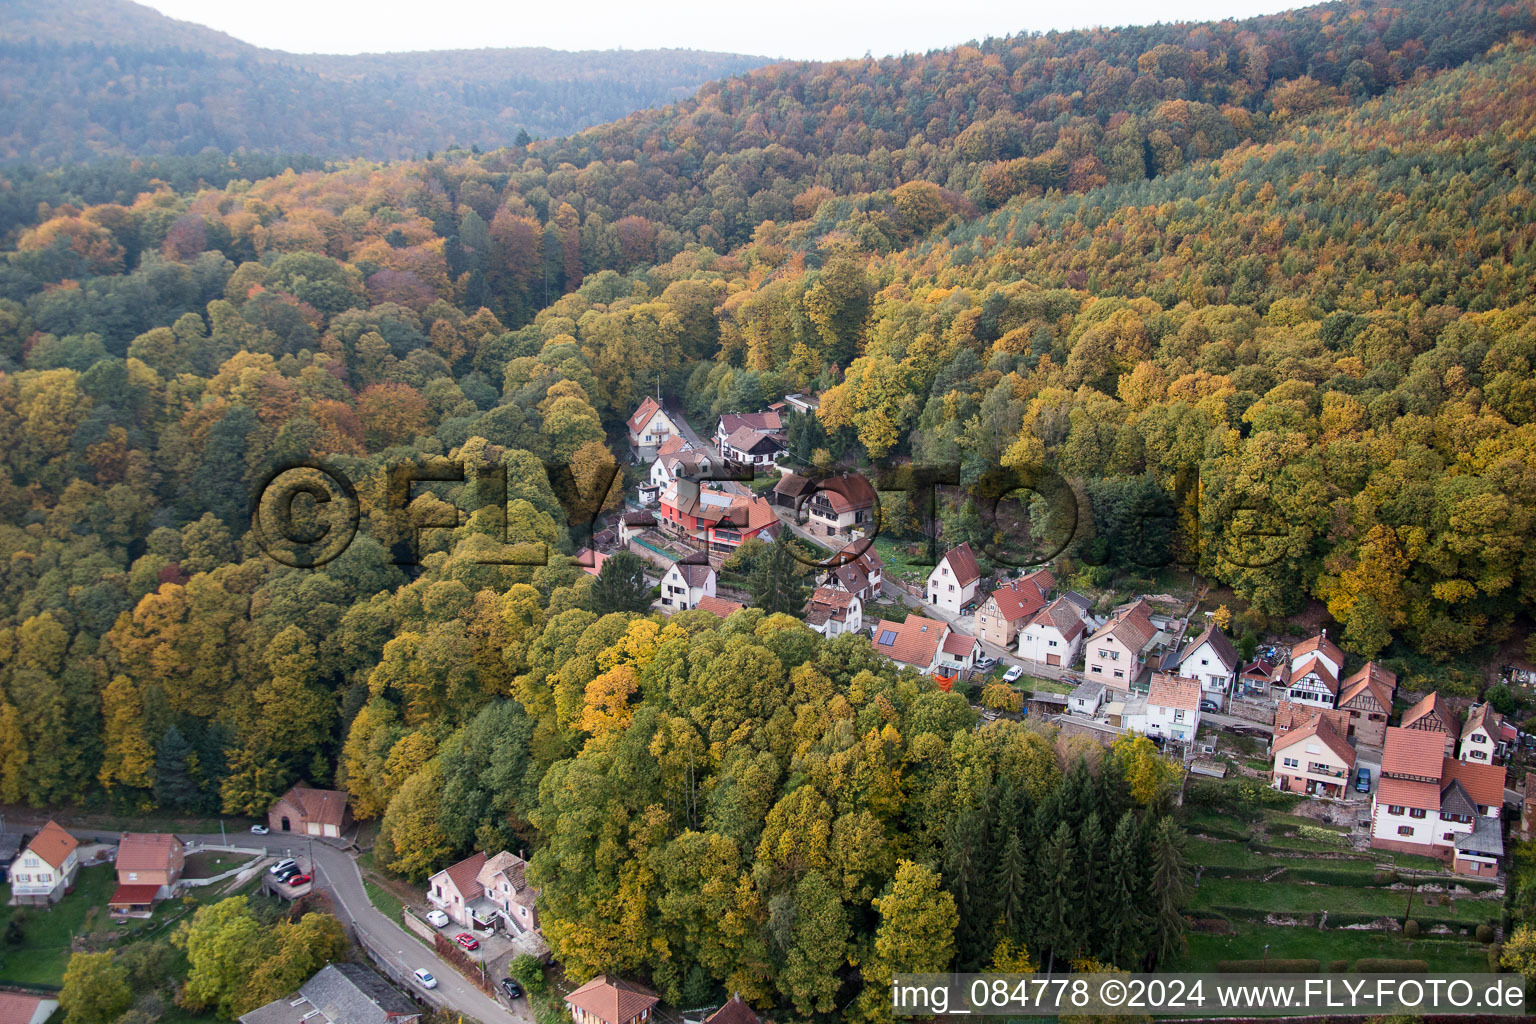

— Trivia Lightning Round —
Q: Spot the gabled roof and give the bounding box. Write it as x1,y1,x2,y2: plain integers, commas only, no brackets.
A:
1402,691,1459,733
806,473,877,514
986,576,1049,623
941,631,978,657
1462,703,1503,740
300,962,419,1024
1070,680,1106,701
1439,778,1477,819
873,615,946,669
837,538,882,574
1292,632,1345,667
718,411,783,435
774,472,815,498
627,396,666,434
704,995,761,1024
1377,776,1441,810
1288,655,1339,696
1381,726,1448,781
1147,672,1201,712
1029,596,1088,641
436,851,487,901
672,561,715,588
109,883,162,906
1089,598,1156,652
116,833,182,873
724,425,782,454
0,994,55,1024
1337,666,1393,714
1273,715,1354,766
1241,658,1276,679
935,543,981,587
25,821,77,870
565,975,659,1024
1179,624,1239,672
696,595,745,619
1273,700,1350,739
1442,757,1506,809
828,561,870,595
619,510,656,527
1340,661,1396,696
278,784,350,828
807,587,855,610
477,851,528,891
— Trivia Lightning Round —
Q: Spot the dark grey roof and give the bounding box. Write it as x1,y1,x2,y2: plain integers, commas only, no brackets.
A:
1439,778,1477,819
240,996,316,1024
0,832,27,862
1455,815,1504,858
300,963,419,1024
1070,681,1106,701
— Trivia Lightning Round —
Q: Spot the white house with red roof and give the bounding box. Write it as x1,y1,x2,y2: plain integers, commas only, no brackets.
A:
1271,716,1356,798
9,820,79,905
820,539,883,602
1136,672,1203,743
1371,724,1507,874
0,993,57,1024
1018,595,1091,668
1401,690,1461,756
1283,654,1340,708
976,569,1054,648
626,396,679,462
926,542,982,616
1289,631,1345,678
804,587,862,638
1459,703,1511,764
565,975,659,1024
872,615,951,674
1082,598,1160,693
660,560,716,611
1175,623,1240,709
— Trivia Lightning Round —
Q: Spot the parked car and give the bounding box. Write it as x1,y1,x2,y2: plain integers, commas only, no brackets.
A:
455,932,479,951
249,824,269,835
1355,766,1372,793
974,654,997,671
1199,699,1220,713
425,909,449,928
273,865,301,883
413,968,438,989
268,858,297,876
1002,665,1024,683
501,978,524,999
286,873,311,886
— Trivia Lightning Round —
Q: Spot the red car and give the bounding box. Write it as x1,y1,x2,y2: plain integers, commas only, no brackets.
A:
455,932,479,951
287,873,312,886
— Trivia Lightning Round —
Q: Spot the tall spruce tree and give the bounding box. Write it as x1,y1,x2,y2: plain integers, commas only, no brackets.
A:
1148,816,1192,968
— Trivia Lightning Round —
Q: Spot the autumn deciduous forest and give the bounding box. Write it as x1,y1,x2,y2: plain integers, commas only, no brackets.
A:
3,0,1536,1010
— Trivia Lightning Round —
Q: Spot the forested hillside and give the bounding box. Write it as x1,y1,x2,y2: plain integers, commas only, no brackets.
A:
0,0,769,162
1,0,1535,1008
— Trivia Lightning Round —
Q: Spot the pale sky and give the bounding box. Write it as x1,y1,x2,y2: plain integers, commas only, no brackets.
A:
138,0,1304,60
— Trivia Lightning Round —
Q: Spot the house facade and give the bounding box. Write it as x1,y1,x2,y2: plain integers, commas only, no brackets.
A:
820,540,883,602
1283,656,1340,707
872,615,949,674
268,784,351,838
476,851,540,935
1018,596,1089,667
1370,725,1507,875
1140,672,1202,743
9,820,78,905
657,479,779,556
1272,717,1355,798
660,561,716,611
627,397,678,461
718,426,784,468
1336,663,1396,749
1068,680,1106,716
1082,599,1158,693
926,543,981,616
796,474,877,538
1459,704,1507,764
1401,691,1460,756
110,833,185,915
804,588,862,637
976,570,1053,649
1175,624,1239,709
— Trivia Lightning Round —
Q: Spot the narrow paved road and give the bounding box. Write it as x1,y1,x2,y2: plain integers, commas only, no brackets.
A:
66,827,528,1024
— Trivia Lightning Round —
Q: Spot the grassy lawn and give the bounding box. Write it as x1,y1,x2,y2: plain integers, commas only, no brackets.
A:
0,864,117,987
1024,676,1074,695
871,535,934,584
1193,877,1497,925
1182,921,1492,972
181,851,257,879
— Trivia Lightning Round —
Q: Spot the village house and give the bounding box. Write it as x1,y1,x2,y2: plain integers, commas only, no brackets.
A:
782,393,820,415
268,784,351,838
774,472,877,538
1018,596,1091,668
696,595,746,619
626,396,679,462
804,587,862,638
110,833,185,916
643,437,715,503
715,411,783,448
657,478,779,556
976,569,1054,649
718,425,785,468
819,539,883,603
1272,716,1356,798
1082,599,1160,693
1272,700,1351,742
1138,672,1203,744
660,560,716,611
1236,658,1277,700
1283,655,1340,707
617,510,656,545
475,850,540,935
427,851,492,931
574,548,607,577
926,542,982,616
872,615,950,675
1371,725,1507,875
1459,704,1511,764
9,820,78,905
1335,662,1396,749
935,630,981,677
238,962,420,1024
1401,691,1461,756
565,975,659,1024
0,993,57,1024
1175,623,1240,710
1068,680,1107,717
702,995,761,1024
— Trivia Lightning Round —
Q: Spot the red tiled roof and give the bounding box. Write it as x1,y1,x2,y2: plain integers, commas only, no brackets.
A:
565,975,659,1024
116,833,181,873
109,883,162,906
696,595,745,619
1147,672,1201,712
1382,726,1448,781
1442,757,1506,809
942,631,978,657
1292,632,1345,667
987,577,1049,623
1377,776,1441,810
1273,700,1350,739
26,821,77,870
1337,669,1392,714
1273,715,1355,766
1030,596,1088,641
705,995,761,1024
0,993,52,1024
873,615,946,668
1289,655,1339,696
718,412,782,435
809,473,877,514
1402,691,1459,733
938,543,981,587
655,435,690,457
808,587,854,610
574,548,607,577
1462,703,1503,740
439,851,488,902
628,396,664,434
281,785,350,828
1094,599,1156,652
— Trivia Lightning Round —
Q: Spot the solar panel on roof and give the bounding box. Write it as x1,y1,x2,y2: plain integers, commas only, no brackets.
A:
878,630,898,645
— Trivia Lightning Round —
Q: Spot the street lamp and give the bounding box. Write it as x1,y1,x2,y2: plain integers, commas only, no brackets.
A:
1262,944,1270,972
